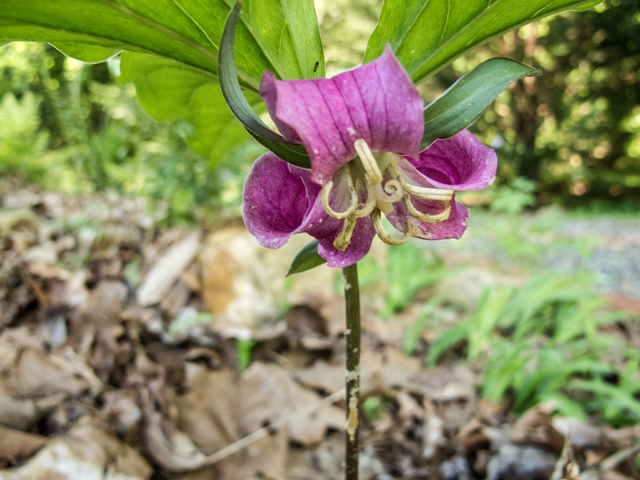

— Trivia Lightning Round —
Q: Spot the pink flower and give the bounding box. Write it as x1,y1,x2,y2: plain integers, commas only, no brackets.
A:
243,48,497,267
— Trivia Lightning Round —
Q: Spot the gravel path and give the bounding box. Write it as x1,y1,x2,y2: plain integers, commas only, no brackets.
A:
429,210,640,300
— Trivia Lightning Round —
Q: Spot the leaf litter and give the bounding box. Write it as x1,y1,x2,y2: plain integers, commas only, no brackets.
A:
0,177,639,479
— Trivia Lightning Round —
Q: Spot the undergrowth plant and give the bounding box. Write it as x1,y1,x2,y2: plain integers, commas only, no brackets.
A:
358,243,451,318
427,273,640,426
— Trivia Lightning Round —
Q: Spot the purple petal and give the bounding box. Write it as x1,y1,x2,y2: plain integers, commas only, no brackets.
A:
409,130,497,191
387,196,469,241
242,153,375,267
260,46,423,186
316,216,376,268
242,152,310,248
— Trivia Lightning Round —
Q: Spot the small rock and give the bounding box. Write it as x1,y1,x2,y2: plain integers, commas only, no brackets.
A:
486,445,557,480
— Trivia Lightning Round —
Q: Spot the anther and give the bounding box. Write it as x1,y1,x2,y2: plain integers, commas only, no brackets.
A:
354,139,383,186
404,195,452,223
322,168,358,219
334,216,357,251
371,208,413,246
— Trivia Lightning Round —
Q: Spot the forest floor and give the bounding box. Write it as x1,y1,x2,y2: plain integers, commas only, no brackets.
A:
1,178,640,480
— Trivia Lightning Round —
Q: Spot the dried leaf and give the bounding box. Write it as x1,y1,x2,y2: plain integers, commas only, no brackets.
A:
138,235,200,307
0,208,40,238
511,407,565,452
239,363,343,445
0,421,152,480
0,425,46,465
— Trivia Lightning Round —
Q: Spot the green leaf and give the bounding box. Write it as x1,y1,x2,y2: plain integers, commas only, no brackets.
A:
51,42,122,63
0,0,324,92
426,323,467,366
285,240,327,277
219,1,311,168
364,0,603,84
247,132,312,168
421,58,541,147
118,51,255,167
573,1,603,11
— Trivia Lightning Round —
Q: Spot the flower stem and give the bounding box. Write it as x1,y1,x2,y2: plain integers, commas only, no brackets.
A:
343,263,361,480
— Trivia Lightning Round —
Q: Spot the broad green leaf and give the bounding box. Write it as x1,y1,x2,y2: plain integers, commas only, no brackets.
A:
219,2,311,168
573,1,603,10
0,0,324,92
364,0,603,84
118,51,255,167
421,58,541,147
285,240,327,277
51,42,122,63
246,132,312,168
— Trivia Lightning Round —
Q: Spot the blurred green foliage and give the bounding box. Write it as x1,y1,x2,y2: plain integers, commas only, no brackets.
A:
1,0,639,219
425,273,640,427
362,395,386,423
441,0,640,206
357,241,452,318
0,42,257,224
489,177,539,214
236,337,257,375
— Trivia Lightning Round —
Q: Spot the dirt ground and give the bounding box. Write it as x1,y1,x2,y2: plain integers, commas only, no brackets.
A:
1,179,639,480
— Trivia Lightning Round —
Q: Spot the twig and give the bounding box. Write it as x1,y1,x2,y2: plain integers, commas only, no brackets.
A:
600,442,640,472
142,384,345,472
201,388,345,466
551,436,579,480
20,265,48,308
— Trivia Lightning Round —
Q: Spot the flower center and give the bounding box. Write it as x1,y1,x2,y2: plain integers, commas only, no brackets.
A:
321,139,455,251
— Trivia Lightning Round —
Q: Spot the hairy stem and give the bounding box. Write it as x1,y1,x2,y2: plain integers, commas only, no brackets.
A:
343,263,361,480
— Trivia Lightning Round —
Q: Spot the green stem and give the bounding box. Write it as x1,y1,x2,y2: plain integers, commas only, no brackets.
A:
343,263,360,480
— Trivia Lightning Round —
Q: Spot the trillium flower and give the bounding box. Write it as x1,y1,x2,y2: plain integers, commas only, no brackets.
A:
243,47,497,268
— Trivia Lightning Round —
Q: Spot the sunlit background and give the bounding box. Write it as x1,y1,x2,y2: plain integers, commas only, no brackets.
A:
1,0,638,220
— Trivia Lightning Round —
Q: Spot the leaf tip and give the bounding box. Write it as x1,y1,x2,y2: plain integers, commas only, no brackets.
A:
529,68,544,78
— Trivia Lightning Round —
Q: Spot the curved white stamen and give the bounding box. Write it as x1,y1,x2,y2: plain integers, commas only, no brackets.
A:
354,180,376,218
386,153,454,201
321,168,358,219
404,194,452,223
334,216,357,251
354,139,383,186
371,208,413,246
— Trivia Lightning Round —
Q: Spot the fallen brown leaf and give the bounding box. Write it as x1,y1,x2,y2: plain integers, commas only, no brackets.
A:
0,420,152,480
0,425,46,466
138,234,200,307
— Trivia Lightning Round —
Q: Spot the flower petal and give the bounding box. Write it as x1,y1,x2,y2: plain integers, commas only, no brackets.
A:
260,46,423,186
387,196,469,240
409,129,497,191
316,216,376,268
242,153,375,267
242,152,310,248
